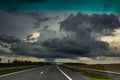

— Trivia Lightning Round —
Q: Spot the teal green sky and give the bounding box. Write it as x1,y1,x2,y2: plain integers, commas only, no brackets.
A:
0,0,120,13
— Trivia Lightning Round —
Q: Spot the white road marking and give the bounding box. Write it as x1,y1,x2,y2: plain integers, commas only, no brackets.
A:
0,67,40,78
40,71,44,74
56,66,72,80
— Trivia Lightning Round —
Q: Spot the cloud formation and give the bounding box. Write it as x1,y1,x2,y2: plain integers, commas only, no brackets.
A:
60,13,120,35
0,35,20,44
0,11,120,62
41,12,120,58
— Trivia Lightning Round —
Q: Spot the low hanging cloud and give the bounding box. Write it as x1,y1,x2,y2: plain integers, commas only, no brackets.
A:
10,41,77,62
0,11,120,62
42,35,112,57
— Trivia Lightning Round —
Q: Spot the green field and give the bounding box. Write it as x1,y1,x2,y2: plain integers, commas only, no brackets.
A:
0,66,40,75
0,60,50,76
62,66,120,80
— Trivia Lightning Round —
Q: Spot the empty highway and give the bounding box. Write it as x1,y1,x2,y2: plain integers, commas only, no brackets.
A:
0,65,89,80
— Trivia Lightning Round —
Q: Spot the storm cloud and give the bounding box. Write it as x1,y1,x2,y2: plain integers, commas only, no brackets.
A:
0,11,120,62
10,41,77,62
0,35,20,44
60,13,120,35
41,12,120,57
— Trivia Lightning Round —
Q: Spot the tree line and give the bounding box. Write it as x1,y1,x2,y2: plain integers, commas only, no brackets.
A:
0,58,50,68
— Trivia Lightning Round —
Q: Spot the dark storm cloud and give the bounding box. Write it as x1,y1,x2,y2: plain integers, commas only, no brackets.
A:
60,13,120,35
1,33,76,61
41,12,120,57
42,36,112,57
1,11,120,62
0,35,20,44
0,11,51,38
10,41,76,59
0,11,34,37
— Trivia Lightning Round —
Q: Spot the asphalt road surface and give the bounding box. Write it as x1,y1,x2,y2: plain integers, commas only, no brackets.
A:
0,65,89,80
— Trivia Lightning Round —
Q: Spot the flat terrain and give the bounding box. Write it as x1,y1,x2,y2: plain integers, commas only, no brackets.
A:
0,65,88,80
65,63,120,73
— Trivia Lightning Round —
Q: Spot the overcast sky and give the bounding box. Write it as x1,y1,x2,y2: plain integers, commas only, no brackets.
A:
0,0,120,63
0,11,120,64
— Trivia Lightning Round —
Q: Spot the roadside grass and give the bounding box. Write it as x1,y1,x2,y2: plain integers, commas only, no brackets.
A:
0,66,39,75
62,66,119,80
65,63,120,73
77,70,109,80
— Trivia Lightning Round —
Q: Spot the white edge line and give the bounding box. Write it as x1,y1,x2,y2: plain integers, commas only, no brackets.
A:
0,67,40,78
56,66,72,80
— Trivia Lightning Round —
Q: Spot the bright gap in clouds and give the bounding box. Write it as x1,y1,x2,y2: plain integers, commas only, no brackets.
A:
30,32,40,39
100,28,120,53
24,32,40,43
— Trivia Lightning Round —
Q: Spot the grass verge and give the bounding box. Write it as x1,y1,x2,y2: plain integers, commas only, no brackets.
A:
0,66,39,76
62,66,120,80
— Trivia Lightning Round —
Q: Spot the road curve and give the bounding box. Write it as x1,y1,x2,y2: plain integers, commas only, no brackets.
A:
0,65,88,80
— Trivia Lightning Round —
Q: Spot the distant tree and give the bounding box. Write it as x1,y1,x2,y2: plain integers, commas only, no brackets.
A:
8,59,10,63
13,59,19,64
0,58,2,63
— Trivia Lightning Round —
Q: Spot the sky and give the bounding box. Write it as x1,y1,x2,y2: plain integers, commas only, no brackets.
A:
0,0,120,64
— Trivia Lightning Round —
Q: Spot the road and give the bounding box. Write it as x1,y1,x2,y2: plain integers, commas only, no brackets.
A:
0,65,88,80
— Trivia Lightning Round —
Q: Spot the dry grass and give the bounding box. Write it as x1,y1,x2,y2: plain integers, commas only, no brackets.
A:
64,63,120,73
